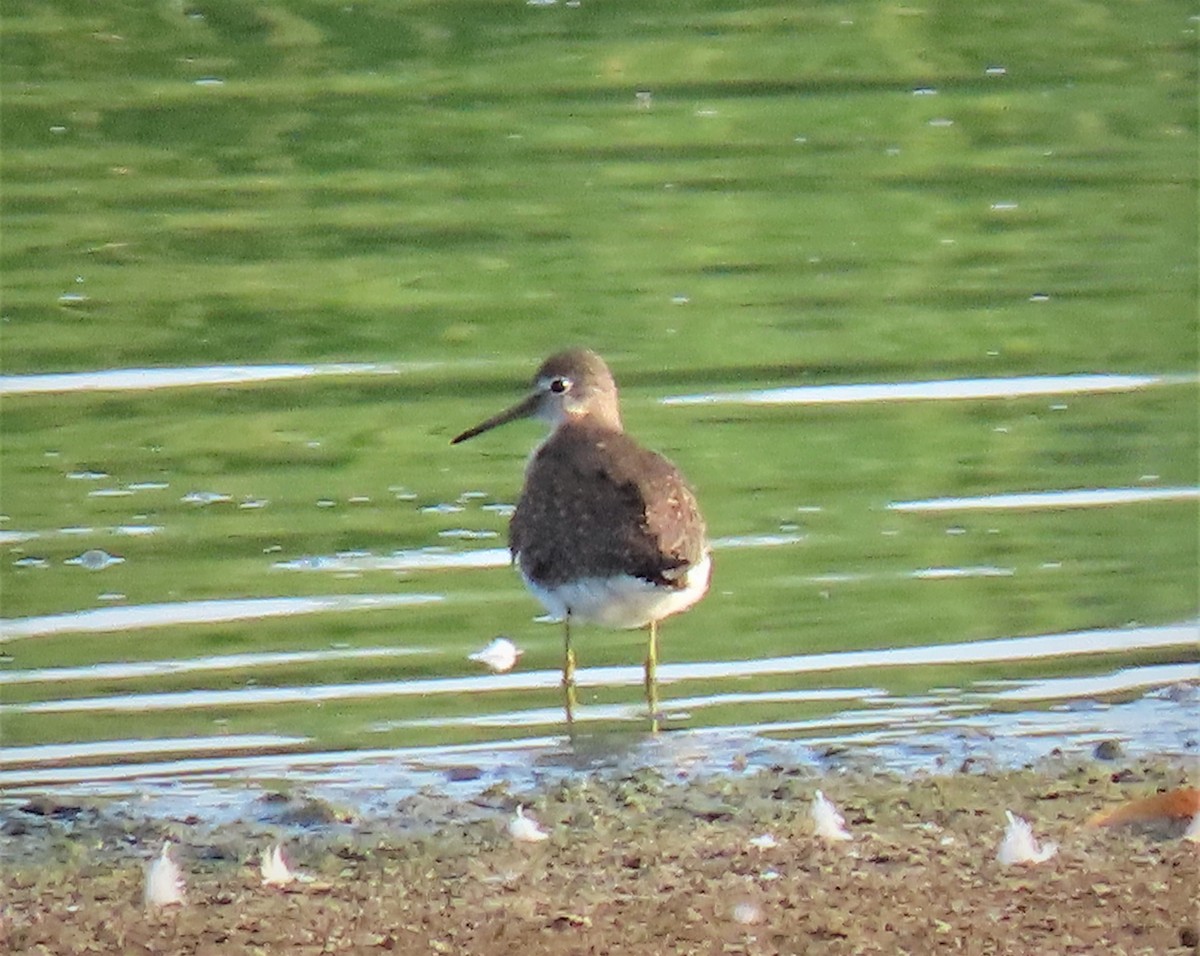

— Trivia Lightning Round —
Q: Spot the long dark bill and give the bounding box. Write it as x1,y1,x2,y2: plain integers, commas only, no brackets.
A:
450,391,541,444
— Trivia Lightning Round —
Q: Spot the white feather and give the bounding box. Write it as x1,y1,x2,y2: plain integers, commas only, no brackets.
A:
996,810,1058,865
811,790,852,842
468,637,523,673
508,805,549,843
144,842,185,908
260,843,295,886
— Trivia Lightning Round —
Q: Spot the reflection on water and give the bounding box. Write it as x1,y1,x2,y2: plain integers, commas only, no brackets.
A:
275,548,510,574
6,367,1189,403
978,663,1199,701
806,565,1015,584
0,594,443,640
888,487,1200,511
2,734,309,767
0,645,432,686
5,619,1194,713
0,362,421,396
0,525,161,545
376,686,893,731
63,549,125,571
662,373,1195,407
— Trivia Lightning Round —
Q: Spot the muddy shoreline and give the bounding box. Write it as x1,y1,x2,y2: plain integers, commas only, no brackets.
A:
3,751,1197,955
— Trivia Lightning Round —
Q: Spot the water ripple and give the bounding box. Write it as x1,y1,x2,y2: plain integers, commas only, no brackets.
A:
0,646,432,686
0,362,428,396
662,373,1196,407
889,487,1200,512
6,621,1193,714
1,734,309,767
0,593,442,641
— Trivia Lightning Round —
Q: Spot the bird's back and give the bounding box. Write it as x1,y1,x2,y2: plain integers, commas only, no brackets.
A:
510,422,707,590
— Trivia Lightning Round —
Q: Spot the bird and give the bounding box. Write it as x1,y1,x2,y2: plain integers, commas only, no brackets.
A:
452,348,711,730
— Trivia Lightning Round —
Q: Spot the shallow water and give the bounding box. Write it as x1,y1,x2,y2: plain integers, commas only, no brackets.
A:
1,662,1195,828
1,1,1197,817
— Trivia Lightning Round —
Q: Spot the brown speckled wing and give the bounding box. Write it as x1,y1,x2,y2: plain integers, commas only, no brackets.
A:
510,424,707,589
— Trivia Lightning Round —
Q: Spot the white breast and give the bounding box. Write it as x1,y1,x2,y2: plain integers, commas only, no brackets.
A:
519,552,712,629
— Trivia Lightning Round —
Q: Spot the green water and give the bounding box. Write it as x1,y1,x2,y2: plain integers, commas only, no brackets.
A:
0,1,1196,760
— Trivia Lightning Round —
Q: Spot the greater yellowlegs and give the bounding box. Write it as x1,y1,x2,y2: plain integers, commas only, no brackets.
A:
452,349,711,729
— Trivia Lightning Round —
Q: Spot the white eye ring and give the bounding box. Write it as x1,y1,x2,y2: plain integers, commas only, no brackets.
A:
548,376,571,394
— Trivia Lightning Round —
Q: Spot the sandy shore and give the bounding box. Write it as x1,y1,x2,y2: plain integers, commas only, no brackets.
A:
2,755,1196,955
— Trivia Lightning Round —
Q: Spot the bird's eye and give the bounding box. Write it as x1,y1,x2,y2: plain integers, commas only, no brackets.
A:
549,377,570,394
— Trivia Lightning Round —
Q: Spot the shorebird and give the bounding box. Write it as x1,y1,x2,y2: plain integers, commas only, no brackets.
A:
452,349,711,729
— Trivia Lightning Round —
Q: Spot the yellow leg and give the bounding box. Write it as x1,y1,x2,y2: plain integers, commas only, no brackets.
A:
645,619,660,733
562,615,577,728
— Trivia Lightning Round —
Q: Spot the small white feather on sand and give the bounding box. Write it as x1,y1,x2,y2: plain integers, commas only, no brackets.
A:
508,805,549,843
144,842,185,908
811,790,852,842
260,843,314,886
997,811,1058,865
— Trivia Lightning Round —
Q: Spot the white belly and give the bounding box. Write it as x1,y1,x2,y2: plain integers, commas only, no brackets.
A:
520,553,711,629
